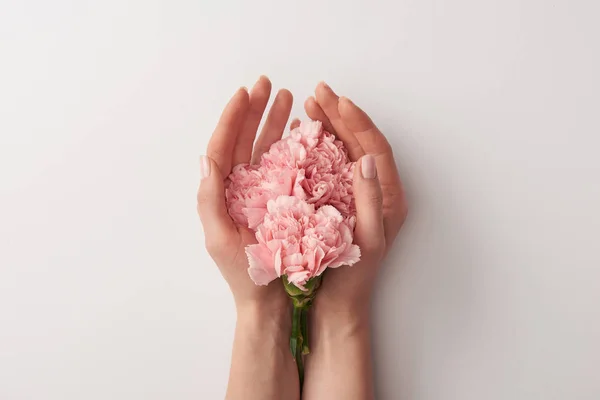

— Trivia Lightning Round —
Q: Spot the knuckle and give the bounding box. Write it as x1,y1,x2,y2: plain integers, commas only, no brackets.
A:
349,142,364,156
365,190,383,207
208,147,226,161
383,190,407,218
359,236,386,257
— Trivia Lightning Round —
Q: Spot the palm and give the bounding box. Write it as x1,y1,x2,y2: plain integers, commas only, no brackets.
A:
198,76,296,306
304,82,407,305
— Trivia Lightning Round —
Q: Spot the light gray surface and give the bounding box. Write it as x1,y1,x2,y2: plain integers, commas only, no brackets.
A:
1,1,599,399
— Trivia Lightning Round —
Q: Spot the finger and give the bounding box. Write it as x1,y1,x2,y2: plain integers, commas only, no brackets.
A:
197,156,237,247
314,82,364,161
338,96,401,188
232,76,272,166
304,96,336,135
353,155,385,255
290,118,301,130
251,89,293,164
207,87,250,176
339,96,407,242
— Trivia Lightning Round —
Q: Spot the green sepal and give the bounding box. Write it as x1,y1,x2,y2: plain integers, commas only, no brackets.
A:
282,275,322,308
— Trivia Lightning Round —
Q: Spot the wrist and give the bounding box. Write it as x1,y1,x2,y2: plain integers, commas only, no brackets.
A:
234,285,290,320
235,300,291,338
312,287,371,325
311,298,371,339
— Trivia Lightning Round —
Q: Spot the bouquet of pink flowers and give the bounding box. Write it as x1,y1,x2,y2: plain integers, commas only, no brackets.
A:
225,120,361,379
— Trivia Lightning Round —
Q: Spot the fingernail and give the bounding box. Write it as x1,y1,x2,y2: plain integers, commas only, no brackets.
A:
320,81,330,89
361,155,376,179
199,155,211,180
240,86,248,93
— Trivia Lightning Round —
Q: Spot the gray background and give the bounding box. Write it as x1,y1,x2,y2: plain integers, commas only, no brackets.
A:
1,0,599,399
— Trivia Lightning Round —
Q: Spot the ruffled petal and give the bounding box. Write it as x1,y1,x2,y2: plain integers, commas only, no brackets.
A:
328,244,361,269
245,244,277,286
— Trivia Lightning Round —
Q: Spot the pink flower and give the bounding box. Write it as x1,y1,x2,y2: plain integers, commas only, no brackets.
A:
260,137,308,169
245,196,361,290
260,120,322,169
301,161,355,217
289,120,322,149
226,120,355,227
226,119,361,289
226,164,306,229
225,164,263,227
300,130,356,217
304,130,348,173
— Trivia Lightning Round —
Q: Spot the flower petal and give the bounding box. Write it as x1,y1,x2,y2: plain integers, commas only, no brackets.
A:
328,244,361,269
245,244,278,286
244,207,268,229
274,246,283,277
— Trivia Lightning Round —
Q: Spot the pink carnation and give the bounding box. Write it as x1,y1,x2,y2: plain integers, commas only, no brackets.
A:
245,196,361,290
226,164,306,229
225,120,361,290
226,121,355,227
302,132,355,215
225,164,263,227
259,120,322,170
304,130,348,173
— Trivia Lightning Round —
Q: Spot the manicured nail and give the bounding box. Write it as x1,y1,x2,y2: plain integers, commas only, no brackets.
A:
361,155,376,179
199,155,211,180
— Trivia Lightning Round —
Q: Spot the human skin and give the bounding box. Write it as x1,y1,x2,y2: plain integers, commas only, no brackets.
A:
197,78,407,400
301,82,408,400
196,76,300,400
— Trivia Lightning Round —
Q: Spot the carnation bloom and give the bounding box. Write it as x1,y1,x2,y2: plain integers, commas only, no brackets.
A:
225,119,361,372
245,196,361,290
226,120,355,228
225,164,263,227
299,127,354,215
226,164,306,229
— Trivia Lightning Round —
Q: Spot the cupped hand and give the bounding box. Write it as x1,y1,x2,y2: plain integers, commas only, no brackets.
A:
304,82,408,315
197,76,296,311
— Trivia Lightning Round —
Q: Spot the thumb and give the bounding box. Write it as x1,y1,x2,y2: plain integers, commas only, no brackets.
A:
197,155,236,246
353,155,385,254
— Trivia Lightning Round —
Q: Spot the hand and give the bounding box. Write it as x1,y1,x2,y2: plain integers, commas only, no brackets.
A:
301,82,407,400
198,77,301,400
304,82,408,317
196,76,296,313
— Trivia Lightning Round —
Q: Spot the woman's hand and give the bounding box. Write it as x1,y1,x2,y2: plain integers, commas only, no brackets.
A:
303,82,407,400
305,81,408,317
196,76,295,313
197,76,301,400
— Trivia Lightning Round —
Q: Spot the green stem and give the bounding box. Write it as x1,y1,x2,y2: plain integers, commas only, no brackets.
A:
291,305,304,388
283,276,323,392
290,306,300,356
301,308,309,355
